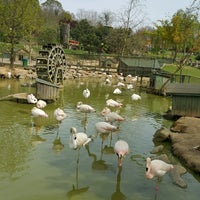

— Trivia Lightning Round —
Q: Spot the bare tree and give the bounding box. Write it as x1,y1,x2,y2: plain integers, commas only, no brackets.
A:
117,0,145,55
98,10,115,26
76,9,99,26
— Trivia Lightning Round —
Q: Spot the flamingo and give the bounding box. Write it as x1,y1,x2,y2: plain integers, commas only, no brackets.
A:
7,71,12,79
113,88,122,95
145,157,174,180
69,127,92,150
95,121,118,134
117,82,125,87
76,101,96,113
101,107,125,123
83,88,90,99
36,99,47,108
145,157,174,191
31,107,48,118
27,94,37,104
131,93,141,100
106,99,122,108
54,108,67,123
114,140,130,167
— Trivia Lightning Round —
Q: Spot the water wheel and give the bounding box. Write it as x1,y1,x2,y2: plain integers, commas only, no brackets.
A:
36,44,67,85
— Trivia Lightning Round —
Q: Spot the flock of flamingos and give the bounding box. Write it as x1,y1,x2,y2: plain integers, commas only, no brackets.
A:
26,78,174,192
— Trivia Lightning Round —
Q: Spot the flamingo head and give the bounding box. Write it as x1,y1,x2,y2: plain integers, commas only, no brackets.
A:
69,127,78,149
145,157,154,179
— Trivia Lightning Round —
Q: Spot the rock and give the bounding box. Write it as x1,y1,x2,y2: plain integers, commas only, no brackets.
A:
171,165,187,188
153,127,172,142
150,145,164,154
170,117,200,173
155,154,171,163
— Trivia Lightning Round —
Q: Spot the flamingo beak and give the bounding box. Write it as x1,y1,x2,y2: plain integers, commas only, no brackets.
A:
117,153,123,167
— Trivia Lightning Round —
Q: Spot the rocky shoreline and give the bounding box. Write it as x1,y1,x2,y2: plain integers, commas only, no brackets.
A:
152,116,200,188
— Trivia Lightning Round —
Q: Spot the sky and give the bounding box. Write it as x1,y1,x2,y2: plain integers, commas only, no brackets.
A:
40,0,193,25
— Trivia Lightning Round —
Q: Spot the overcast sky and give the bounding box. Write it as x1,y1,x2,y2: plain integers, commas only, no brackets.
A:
40,0,193,25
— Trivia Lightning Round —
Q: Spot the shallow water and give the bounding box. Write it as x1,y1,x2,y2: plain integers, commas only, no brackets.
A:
0,78,199,200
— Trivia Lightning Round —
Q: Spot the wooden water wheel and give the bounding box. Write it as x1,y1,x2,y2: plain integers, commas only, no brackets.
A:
36,44,67,85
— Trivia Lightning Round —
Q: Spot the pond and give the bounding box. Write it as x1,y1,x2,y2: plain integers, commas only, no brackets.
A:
0,77,199,200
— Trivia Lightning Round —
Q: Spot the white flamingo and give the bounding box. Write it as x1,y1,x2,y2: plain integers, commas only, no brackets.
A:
7,71,12,79
76,101,96,113
114,140,130,167
101,107,125,123
36,99,47,108
54,108,67,123
145,157,174,180
83,88,90,99
95,121,118,135
27,94,37,104
31,107,48,118
69,127,92,150
106,99,122,108
145,157,174,191
113,88,122,95
131,93,141,100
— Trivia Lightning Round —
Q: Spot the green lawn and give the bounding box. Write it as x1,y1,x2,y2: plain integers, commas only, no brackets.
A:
162,64,200,78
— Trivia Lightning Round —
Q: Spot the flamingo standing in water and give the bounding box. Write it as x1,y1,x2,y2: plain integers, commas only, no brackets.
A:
31,106,48,127
131,93,141,100
145,157,174,191
101,107,125,124
83,88,90,99
69,127,92,150
54,108,67,123
31,107,48,118
76,101,96,114
54,108,67,135
95,121,118,135
106,99,122,108
114,140,130,167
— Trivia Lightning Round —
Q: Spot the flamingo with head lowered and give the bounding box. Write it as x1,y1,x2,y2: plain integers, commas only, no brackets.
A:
101,107,125,124
76,101,96,114
106,99,122,108
114,140,130,167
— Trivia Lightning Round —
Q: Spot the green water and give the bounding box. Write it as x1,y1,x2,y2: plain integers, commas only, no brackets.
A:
0,78,199,200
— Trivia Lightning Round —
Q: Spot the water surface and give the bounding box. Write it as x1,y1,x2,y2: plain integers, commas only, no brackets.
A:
0,78,199,200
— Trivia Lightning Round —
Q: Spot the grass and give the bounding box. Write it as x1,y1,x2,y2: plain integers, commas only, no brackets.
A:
162,64,200,78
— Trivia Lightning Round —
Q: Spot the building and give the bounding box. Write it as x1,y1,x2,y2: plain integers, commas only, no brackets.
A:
166,83,200,117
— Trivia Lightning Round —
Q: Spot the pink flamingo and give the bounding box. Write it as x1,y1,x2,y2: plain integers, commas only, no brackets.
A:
54,108,67,123
101,107,125,124
95,121,118,134
36,99,47,108
31,107,48,118
106,99,122,108
76,101,96,114
114,140,130,167
145,157,174,191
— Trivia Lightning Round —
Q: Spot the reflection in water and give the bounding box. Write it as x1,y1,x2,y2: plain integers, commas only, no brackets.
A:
66,149,89,199
85,132,114,171
81,115,88,132
52,132,64,154
111,166,126,200
30,126,46,147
